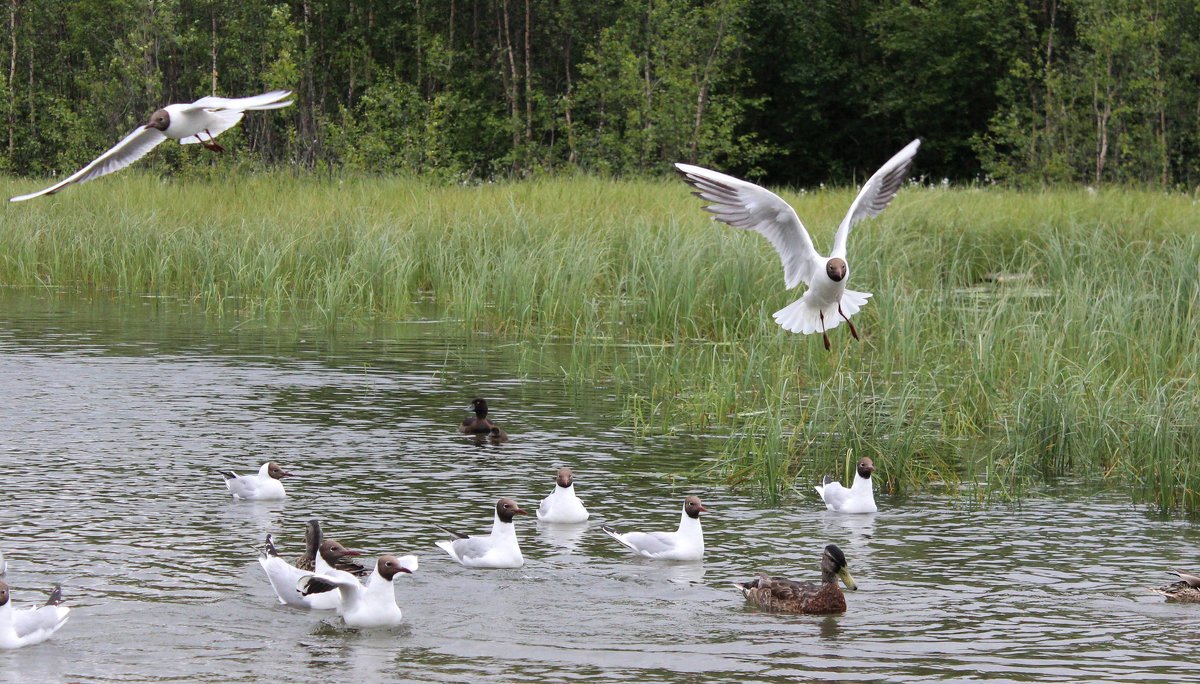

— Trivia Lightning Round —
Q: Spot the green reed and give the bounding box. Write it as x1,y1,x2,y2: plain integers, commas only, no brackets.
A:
2,172,1198,511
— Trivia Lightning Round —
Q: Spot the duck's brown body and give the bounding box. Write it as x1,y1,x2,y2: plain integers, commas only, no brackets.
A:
459,416,497,434
1150,581,1200,603
460,398,504,436
1151,570,1200,602
736,544,856,615
738,573,847,614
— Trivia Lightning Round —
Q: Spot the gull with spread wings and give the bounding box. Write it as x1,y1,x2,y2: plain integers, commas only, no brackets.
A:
675,140,920,349
9,90,293,202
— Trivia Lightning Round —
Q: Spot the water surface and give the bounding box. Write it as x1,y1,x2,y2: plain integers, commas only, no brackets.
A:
1,290,1198,682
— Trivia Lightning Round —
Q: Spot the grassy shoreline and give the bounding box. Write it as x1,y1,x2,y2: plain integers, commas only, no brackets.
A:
3,172,1198,512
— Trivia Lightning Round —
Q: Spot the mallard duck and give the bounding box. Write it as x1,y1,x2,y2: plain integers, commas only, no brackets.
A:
735,544,858,614
1150,569,1200,602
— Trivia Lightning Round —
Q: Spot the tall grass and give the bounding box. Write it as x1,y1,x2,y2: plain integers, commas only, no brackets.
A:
2,173,1197,512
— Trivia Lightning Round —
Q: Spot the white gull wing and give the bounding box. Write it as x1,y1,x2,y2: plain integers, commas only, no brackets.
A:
604,529,679,557
177,90,293,145
675,163,820,290
296,571,361,601
11,603,70,640
177,110,244,145
258,554,339,609
298,555,418,602
438,537,493,563
0,587,70,648
187,90,294,112
297,570,406,629
434,523,524,568
814,480,852,511
436,535,525,568
830,139,920,259
600,519,704,561
8,126,167,202
222,463,285,501
815,474,877,513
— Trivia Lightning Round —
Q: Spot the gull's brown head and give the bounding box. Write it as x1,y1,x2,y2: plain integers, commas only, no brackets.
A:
267,462,291,480
496,497,529,522
856,457,875,479
555,467,574,489
146,108,170,131
377,554,417,581
0,580,8,607
684,495,708,519
826,258,848,282
318,539,362,565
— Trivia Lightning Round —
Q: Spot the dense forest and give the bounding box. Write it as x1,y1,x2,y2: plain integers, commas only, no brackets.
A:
2,0,1198,187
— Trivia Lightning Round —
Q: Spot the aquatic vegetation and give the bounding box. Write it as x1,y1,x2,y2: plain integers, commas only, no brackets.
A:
1,173,1197,512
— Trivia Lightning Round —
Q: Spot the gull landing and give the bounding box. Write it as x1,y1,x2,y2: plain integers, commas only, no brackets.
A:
675,139,920,350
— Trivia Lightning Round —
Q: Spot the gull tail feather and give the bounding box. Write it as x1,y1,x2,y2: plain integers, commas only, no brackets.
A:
773,290,872,335
435,524,470,540
814,474,837,499
262,534,279,558
599,524,634,551
45,585,64,607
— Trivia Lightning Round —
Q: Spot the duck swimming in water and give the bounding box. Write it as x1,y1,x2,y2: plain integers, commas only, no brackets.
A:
459,398,507,440
734,544,858,614
1150,569,1200,602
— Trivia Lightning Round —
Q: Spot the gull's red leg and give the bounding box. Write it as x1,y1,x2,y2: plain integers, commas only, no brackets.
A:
839,303,860,341
819,310,831,351
200,129,225,153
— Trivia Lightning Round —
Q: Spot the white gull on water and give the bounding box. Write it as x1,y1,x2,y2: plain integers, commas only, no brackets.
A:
435,498,528,569
600,496,707,561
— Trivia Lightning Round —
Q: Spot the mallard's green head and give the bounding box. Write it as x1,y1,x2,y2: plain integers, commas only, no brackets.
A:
823,544,857,591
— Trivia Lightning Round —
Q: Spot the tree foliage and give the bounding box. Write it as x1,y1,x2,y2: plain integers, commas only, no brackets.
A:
2,0,1198,186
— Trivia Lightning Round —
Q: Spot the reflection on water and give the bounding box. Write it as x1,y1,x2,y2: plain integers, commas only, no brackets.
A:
1,289,1200,682
536,521,590,554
